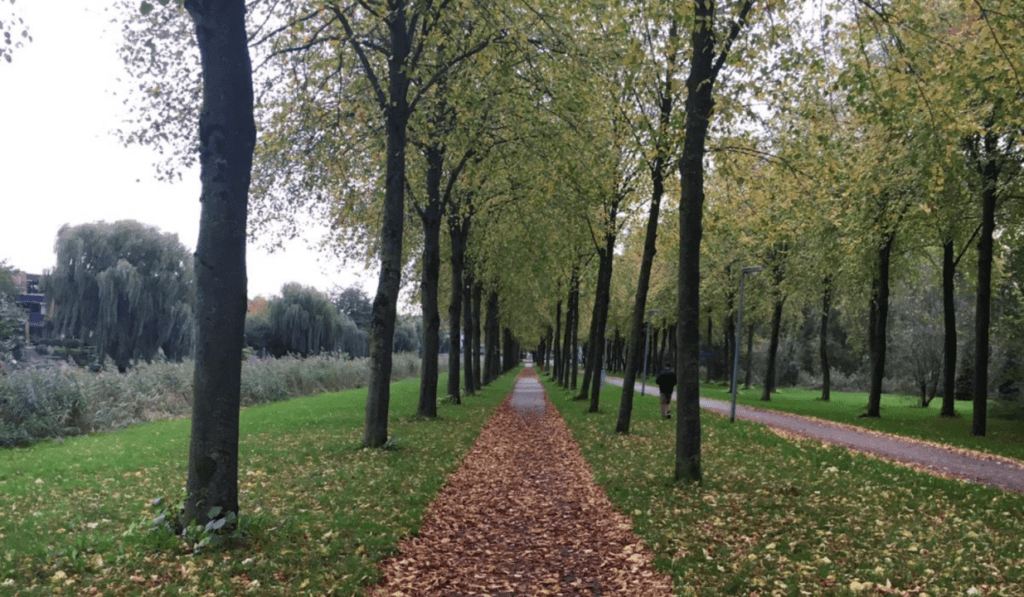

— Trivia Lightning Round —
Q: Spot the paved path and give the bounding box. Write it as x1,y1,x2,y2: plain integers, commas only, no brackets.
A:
372,366,673,596
608,377,1024,495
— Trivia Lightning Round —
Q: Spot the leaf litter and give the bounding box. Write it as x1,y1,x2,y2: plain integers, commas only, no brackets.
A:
371,368,673,596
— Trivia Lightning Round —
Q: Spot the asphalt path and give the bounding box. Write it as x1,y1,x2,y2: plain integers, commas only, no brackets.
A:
606,376,1024,495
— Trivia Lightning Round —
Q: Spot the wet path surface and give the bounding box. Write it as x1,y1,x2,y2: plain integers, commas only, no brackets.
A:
609,377,1024,495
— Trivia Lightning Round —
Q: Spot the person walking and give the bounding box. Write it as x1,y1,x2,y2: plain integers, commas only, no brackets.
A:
655,364,676,419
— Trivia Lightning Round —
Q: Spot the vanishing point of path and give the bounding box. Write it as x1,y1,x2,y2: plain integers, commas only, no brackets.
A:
609,377,1024,495
372,366,673,597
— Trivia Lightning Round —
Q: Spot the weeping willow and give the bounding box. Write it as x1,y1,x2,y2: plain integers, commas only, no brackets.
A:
269,283,344,357
46,221,195,372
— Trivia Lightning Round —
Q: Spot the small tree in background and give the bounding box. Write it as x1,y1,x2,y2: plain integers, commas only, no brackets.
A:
0,260,26,365
268,283,343,357
45,220,194,372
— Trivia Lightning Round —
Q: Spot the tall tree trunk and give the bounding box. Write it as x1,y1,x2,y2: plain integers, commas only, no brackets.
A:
760,298,783,401
743,322,755,388
866,234,895,418
570,275,580,391
941,239,956,417
463,269,476,395
576,285,600,401
973,139,999,436
676,0,754,483
819,276,832,402
561,280,574,387
183,0,256,527
618,23,677,432
416,165,442,417
364,2,411,448
553,298,563,381
446,214,468,404
704,313,713,383
485,289,500,383
472,281,482,388
589,232,617,413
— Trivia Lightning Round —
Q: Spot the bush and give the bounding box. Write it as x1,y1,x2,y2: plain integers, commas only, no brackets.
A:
0,353,422,447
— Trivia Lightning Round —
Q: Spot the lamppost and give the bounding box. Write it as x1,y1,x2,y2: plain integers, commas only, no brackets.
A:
641,309,659,395
730,266,761,422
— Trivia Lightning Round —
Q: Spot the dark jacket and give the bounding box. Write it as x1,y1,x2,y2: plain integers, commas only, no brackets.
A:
656,368,677,394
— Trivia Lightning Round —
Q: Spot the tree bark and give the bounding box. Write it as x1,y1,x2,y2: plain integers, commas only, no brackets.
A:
463,269,475,394
472,281,482,388
416,154,442,417
553,298,563,381
743,322,755,388
569,275,580,391
183,0,256,527
364,0,411,448
866,234,895,418
940,239,956,417
761,298,784,401
588,229,617,413
819,276,832,402
973,136,999,436
676,0,754,484
446,214,469,403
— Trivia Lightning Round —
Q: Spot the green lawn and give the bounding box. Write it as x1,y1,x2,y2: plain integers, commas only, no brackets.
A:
701,383,1024,462
546,376,1024,597
0,372,515,596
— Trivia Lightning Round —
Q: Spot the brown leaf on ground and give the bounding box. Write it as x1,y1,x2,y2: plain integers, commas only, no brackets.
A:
371,369,674,597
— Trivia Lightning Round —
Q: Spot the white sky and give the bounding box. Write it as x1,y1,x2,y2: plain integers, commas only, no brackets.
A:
0,2,376,299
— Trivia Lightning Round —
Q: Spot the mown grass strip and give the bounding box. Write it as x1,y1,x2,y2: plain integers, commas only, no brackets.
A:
545,376,1024,597
0,371,516,596
701,383,1024,463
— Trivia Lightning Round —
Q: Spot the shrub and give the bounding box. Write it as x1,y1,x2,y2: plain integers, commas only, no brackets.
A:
0,353,422,447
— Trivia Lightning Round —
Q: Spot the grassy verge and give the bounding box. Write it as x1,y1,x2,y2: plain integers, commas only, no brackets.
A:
544,376,1024,597
701,383,1024,463
0,371,516,596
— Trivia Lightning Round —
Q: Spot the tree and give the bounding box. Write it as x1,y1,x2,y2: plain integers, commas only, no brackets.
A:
46,220,194,372
676,0,756,484
180,0,256,529
0,261,26,366
268,283,343,357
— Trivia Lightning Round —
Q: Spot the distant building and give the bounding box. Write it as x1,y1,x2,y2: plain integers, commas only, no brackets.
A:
9,271,48,340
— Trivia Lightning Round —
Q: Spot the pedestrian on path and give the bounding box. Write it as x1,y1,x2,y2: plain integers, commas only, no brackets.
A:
656,364,676,419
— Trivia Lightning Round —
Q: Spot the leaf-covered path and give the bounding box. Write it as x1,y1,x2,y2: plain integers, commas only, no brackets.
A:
371,366,673,596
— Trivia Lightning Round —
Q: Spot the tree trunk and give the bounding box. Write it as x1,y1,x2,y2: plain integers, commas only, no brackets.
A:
472,281,482,388
973,140,998,436
743,322,755,389
819,277,832,402
183,0,256,527
416,169,442,417
941,239,956,417
364,2,411,448
570,275,580,391
589,229,617,413
866,234,895,418
446,214,468,404
704,314,713,384
761,298,783,401
553,298,562,380
463,269,476,395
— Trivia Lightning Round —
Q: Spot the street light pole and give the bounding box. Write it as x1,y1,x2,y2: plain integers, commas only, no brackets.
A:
731,266,761,422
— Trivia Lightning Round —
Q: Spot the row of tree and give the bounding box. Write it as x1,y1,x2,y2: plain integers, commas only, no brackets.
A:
110,0,1024,527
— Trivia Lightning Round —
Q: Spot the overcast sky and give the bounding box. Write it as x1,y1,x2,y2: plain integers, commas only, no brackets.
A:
0,2,376,299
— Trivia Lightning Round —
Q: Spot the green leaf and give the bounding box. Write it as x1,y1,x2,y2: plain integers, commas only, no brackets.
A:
139,1,154,15
207,506,223,519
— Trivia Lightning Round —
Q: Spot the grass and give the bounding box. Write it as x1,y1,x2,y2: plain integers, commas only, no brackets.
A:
0,371,516,596
701,383,1024,463
544,375,1024,597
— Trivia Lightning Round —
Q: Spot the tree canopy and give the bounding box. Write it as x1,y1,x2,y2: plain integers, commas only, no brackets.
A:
45,220,194,372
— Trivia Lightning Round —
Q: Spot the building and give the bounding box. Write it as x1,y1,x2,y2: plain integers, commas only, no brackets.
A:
10,271,47,341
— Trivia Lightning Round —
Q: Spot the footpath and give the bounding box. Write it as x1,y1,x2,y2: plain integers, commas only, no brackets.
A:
608,377,1024,495
372,365,673,597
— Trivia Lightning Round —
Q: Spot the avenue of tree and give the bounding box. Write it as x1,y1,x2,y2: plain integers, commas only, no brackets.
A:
116,0,1024,526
